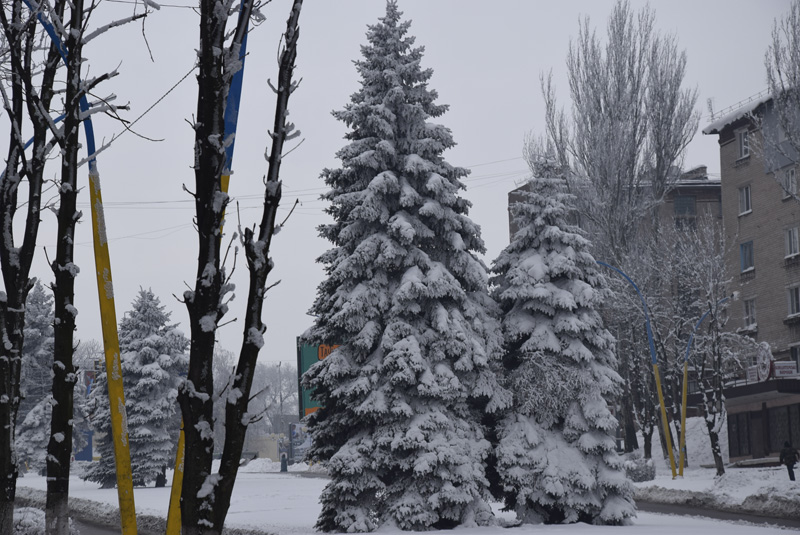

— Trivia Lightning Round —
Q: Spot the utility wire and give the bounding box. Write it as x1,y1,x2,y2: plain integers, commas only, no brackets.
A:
106,0,198,9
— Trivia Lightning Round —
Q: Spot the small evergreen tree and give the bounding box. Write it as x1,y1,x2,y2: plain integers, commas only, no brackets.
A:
15,397,51,476
490,153,635,525
83,366,116,488
16,281,89,475
303,2,510,531
15,389,88,476
18,281,54,424
84,289,188,487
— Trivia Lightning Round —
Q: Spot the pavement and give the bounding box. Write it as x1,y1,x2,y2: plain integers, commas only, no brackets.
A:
636,501,800,530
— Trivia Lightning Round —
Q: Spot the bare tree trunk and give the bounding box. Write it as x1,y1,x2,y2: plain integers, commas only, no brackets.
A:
46,1,84,531
703,408,726,476
0,0,62,530
699,310,726,477
622,382,638,453
213,3,302,532
178,0,234,529
0,3,24,526
639,368,657,460
643,427,653,459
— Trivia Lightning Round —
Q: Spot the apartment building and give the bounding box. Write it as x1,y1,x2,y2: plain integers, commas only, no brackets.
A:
507,166,721,240
703,95,800,461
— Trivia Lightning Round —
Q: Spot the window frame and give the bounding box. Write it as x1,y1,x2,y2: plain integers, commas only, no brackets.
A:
739,185,752,215
740,240,754,272
791,346,800,368
737,128,751,159
743,298,757,328
786,226,800,258
788,286,800,317
783,167,797,199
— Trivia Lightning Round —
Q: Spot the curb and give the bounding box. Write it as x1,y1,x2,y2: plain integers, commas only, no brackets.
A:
633,485,800,522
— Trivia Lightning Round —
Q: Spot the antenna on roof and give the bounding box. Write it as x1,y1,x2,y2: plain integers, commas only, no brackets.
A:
713,88,770,120
707,98,716,121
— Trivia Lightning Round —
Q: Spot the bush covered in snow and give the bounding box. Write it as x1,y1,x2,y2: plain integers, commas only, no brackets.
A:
624,456,656,482
13,507,79,535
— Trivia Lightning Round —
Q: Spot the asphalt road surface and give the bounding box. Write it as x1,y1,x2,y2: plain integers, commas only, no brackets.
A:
73,519,123,535
636,501,800,529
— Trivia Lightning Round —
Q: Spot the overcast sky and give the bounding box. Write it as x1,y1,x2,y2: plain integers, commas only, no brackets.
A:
17,0,791,366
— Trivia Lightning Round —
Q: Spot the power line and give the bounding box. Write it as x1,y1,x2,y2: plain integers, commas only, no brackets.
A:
106,0,198,9
464,156,523,168
68,157,526,212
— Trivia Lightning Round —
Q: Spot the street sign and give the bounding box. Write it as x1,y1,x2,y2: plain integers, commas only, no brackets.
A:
296,340,339,417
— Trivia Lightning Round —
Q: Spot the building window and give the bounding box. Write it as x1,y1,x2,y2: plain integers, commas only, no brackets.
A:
786,226,800,258
740,240,754,272
789,286,800,316
791,346,800,369
674,195,696,230
783,167,797,199
739,185,752,214
737,129,750,159
744,299,756,328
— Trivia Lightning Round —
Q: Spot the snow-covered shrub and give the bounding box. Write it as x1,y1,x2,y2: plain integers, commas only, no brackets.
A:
624,456,656,482
13,507,79,535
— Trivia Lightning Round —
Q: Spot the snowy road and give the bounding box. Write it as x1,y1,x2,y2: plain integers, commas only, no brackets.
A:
637,501,800,529
73,519,118,535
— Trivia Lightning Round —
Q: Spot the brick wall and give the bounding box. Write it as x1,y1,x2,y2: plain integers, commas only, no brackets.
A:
719,123,800,360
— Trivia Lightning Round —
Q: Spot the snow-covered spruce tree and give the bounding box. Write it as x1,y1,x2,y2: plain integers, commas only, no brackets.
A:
16,389,88,477
118,289,187,486
303,3,510,531
18,281,54,424
82,365,116,489
490,153,635,525
85,289,187,487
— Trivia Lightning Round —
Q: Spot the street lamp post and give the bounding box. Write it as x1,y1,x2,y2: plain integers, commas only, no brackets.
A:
596,261,677,479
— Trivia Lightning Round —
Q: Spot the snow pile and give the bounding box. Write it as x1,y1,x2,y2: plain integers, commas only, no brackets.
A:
635,465,800,520
637,416,729,472
237,458,313,473
13,507,79,535
634,416,799,520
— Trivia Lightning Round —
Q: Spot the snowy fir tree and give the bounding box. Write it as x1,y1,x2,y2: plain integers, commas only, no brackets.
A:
303,2,510,531
84,289,188,487
16,389,88,475
83,357,116,487
16,280,90,475
490,155,635,525
18,280,54,423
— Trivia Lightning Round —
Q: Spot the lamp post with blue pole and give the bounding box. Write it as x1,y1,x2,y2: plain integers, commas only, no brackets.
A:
677,293,736,476
597,261,678,478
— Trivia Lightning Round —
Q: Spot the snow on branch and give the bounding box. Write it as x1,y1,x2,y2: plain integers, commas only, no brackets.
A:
82,12,149,45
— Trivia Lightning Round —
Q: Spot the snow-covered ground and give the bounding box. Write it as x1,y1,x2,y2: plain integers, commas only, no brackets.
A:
15,455,799,535
631,416,800,520
635,463,800,521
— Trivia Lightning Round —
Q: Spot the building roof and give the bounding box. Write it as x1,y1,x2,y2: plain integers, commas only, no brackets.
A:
702,92,772,135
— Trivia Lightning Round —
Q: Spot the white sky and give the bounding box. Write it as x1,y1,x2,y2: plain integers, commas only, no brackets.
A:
16,0,790,365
